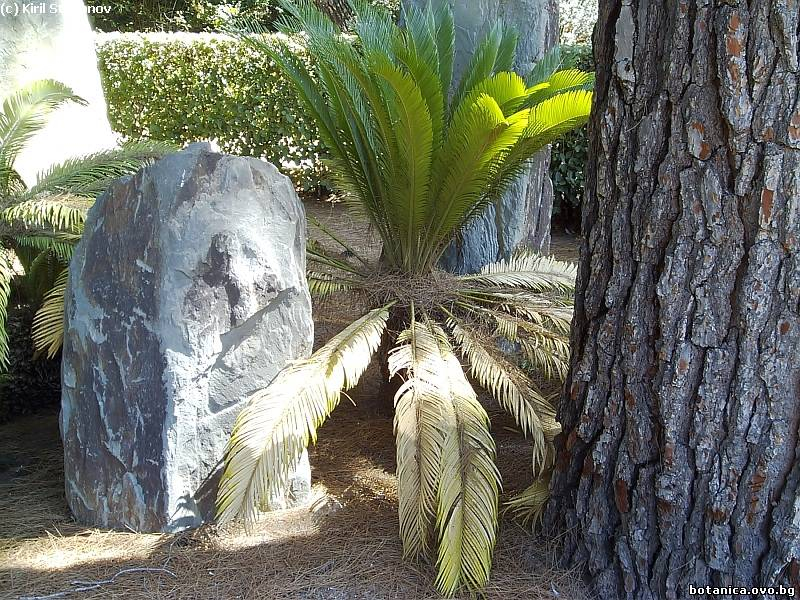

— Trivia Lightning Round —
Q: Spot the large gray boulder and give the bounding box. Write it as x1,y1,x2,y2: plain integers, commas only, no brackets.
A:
0,0,118,186
61,143,313,533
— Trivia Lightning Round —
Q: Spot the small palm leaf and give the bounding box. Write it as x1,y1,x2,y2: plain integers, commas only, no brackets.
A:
216,304,391,526
0,251,14,370
0,79,85,175
25,141,175,199
31,267,68,358
2,195,89,233
505,473,551,527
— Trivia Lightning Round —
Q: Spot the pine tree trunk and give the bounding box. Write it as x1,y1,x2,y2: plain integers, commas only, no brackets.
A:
314,0,353,28
545,1,800,598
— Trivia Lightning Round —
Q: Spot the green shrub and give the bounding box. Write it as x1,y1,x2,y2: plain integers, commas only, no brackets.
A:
549,43,593,231
96,32,328,192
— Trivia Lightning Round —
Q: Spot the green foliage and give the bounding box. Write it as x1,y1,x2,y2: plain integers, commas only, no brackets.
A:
549,43,593,231
96,33,329,192
217,2,591,596
86,0,285,32
0,308,61,423
0,79,173,370
86,0,399,32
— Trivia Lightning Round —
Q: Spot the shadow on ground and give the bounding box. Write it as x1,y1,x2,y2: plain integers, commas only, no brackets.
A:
0,203,586,599
0,392,586,600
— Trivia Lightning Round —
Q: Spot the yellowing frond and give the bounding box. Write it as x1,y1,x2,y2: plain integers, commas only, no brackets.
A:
449,320,551,473
31,267,68,358
216,305,391,526
307,270,356,299
505,473,551,527
434,336,500,596
389,315,448,559
461,250,577,292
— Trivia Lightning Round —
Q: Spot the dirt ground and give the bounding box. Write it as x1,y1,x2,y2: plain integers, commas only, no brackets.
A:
0,202,585,600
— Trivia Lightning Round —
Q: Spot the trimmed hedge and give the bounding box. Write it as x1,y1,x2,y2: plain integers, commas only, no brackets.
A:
96,32,328,192
97,32,594,228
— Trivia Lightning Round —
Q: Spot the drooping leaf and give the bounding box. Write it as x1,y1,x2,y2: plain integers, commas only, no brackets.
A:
216,304,391,526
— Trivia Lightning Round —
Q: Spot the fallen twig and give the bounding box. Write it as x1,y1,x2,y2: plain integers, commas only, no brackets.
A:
18,566,177,600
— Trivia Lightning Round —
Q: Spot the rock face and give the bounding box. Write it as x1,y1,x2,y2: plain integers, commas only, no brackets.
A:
0,0,118,186
61,143,313,533
404,0,559,272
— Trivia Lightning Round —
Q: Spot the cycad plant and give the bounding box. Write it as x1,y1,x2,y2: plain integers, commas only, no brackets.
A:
0,79,173,369
217,1,592,595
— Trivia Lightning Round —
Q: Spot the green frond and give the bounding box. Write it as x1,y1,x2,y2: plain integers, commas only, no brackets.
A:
395,4,445,147
12,231,78,265
31,267,68,358
0,251,13,370
0,79,85,175
431,1,455,105
373,55,434,264
525,46,562,87
523,89,593,144
216,304,391,526
425,93,520,261
450,23,517,112
25,140,175,199
524,69,595,107
479,89,592,208
461,250,577,293
2,195,89,233
505,473,551,527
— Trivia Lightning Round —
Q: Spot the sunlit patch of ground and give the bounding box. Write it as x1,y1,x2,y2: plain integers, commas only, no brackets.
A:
0,203,586,600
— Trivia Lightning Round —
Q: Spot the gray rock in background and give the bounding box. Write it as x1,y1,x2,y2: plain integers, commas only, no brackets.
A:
0,0,118,186
61,143,313,533
403,0,559,273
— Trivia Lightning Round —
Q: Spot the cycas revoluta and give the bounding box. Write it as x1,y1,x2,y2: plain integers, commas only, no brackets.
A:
0,79,174,368
217,1,592,595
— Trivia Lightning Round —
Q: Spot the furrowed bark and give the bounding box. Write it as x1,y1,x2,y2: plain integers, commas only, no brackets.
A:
545,1,800,598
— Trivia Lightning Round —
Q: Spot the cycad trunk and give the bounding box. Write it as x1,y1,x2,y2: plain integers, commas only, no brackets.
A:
545,1,800,598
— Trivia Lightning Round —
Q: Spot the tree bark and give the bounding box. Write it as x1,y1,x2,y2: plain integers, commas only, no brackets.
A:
403,0,559,273
314,0,353,28
545,1,800,598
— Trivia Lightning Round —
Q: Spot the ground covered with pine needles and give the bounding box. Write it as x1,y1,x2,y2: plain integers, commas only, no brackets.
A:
0,202,585,600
